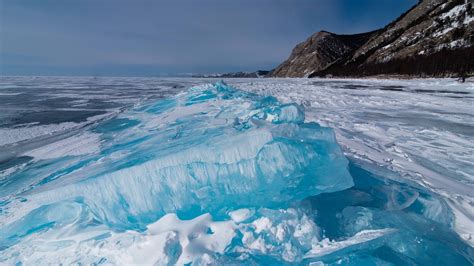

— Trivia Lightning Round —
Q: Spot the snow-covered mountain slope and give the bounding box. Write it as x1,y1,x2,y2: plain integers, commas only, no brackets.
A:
350,0,473,65
272,0,473,77
317,0,473,77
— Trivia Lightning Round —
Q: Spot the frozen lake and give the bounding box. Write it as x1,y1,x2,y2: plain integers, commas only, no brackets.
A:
0,76,473,264
237,78,474,244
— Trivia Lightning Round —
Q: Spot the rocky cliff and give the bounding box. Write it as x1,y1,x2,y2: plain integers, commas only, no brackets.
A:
272,0,473,78
271,31,378,77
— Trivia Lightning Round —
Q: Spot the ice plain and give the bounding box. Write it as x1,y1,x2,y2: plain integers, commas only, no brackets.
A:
0,76,473,264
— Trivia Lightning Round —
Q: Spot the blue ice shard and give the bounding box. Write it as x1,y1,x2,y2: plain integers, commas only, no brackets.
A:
1,81,352,238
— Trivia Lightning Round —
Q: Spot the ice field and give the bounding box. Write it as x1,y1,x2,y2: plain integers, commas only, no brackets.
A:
0,76,473,264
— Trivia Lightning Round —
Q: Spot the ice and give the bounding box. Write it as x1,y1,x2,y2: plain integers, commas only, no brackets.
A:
234,78,474,247
19,82,349,228
304,229,395,260
1,77,473,264
24,132,101,160
229,208,253,222
0,81,353,259
0,122,78,146
337,206,473,265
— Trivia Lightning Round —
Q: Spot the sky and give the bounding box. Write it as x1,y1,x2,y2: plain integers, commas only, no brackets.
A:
0,0,418,76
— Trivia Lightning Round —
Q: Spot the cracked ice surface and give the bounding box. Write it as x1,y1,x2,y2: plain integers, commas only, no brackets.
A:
0,77,473,264
232,78,474,247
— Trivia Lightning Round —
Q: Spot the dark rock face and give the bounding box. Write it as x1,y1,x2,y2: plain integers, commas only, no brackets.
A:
271,31,377,77
274,0,474,78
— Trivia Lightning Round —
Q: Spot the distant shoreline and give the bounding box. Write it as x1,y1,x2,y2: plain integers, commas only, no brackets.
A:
1,74,473,83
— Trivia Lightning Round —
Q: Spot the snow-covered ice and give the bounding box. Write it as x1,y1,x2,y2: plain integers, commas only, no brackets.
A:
232,78,474,247
0,76,473,264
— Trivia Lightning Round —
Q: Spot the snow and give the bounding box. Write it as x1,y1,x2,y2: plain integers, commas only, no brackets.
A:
448,39,466,48
465,14,474,24
432,22,459,37
1,207,324,264
431,3,471,38
441,4,465,20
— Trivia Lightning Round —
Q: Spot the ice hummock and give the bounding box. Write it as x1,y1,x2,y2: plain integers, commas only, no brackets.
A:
0,82,352,252
1,80,472,265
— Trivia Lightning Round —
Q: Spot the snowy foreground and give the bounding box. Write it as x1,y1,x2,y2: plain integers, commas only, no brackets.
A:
0,77,473,264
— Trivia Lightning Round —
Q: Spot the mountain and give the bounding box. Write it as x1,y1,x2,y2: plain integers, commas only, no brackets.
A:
272,0,473,78
192,70,270,78
271,31,378,77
